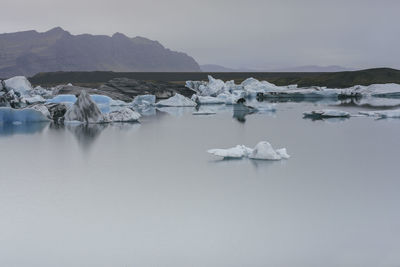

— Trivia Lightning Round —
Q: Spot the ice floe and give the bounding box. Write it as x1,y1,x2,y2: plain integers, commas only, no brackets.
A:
208,141,290,160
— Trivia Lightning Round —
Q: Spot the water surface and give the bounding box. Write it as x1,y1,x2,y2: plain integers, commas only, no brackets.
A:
0,102,399,267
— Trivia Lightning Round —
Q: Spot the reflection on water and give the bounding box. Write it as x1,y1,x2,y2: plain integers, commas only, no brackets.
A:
66,123,108,149
0,122,48,136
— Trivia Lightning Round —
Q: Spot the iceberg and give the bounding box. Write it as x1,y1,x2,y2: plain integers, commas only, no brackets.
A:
4,76,32,96
103,107,141,122
0,107,50,123
208,141,290,160
208,145,253,159
248,141,290,160
156,93,197,107
64,91,103,123
303,109,351,119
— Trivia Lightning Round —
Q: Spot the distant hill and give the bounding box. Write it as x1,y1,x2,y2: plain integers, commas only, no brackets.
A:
29,68,400,89
271,65,353,72
0,27,201,78
200,64,257,72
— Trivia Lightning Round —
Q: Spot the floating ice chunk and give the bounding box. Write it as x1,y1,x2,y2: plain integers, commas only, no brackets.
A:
208,145,253,159
156,93,196,107
248,141,283,160
275,148,290,159
208,141,290,160
47,94,77,104
0,107,50,123
4,76,32,95
303,109,350,119
64,91,103,123
103,107,141,122
359,109,400,118
131,94,156,107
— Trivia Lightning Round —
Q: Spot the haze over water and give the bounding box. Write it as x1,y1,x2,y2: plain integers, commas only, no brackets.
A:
1,102,399,266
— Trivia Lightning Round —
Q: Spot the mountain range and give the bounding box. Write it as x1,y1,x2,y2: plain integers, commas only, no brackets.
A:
0,27,201,78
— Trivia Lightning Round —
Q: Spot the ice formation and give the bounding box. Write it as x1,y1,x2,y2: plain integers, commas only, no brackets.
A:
156,93,197,107
64,91,103,123
248,141,290,160
208,141,290,160
0,107,50,123
303,109,351,119
4,76,33,95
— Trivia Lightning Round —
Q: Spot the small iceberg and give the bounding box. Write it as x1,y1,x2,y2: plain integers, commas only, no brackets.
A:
303,109,350,119
208,141,290,160
103,107,141,122
248,141,290,160
208,145,253,159
156,93,196,107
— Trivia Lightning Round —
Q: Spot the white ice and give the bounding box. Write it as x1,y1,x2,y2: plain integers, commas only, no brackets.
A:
4,76,33,95
103,107,141,122
208,141,290,160
156,93,196,107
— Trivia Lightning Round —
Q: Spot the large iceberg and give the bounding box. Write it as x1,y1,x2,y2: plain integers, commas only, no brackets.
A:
208,141,290,160
64,91,103,123
156,93,197,107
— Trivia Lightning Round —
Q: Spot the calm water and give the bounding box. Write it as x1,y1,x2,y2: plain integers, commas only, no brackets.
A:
0,102,399,267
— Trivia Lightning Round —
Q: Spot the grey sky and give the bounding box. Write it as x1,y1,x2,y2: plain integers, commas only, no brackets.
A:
1,0,399,69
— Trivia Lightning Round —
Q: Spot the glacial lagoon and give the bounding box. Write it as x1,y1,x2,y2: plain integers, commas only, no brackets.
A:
1,101,400,266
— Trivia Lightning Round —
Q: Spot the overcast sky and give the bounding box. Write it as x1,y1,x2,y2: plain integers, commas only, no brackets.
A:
1,0,399,70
